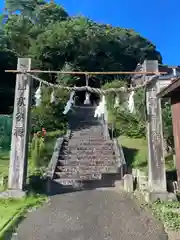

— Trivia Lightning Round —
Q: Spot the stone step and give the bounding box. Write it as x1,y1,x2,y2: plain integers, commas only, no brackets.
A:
69,135,108,139
72,126,102,130
72,128,103,131
72,114,96,118
72,105,96,108
69,138,106,142
71,119,99,123
72,110,95,113
72,115,95,118
58,160,117,166
58,155,116,161
67,144,113,148
59,152,115,158
69,150,114,155
68,141,113,146
71,134,104,137
62,149,114,157
71,129,103,133
71,128,100,132
72,130,103,132
56,166,118,173
72,108,95,111
70,138,105,141
67,147,113,151
69,137,111,141
69,145,113,150
67,139,110,143
54,172,102,180
72,111,95,115
61,156,115,161
70,121,99,125
63,141,111,146
67,146,113,151
54,179,84,186
75,156,116,161
73,128,102,131
71,123,98,127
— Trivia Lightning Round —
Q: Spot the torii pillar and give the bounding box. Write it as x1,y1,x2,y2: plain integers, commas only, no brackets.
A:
7,58,32,197
143,60,175,201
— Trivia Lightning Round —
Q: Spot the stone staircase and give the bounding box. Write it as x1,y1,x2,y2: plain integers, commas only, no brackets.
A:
51,105,122,190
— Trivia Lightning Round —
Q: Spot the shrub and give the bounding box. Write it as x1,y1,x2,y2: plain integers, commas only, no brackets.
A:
30,129,46,168
27,168,46,193
104,80,173,144
29,129,63,169
31,87,69,133
104,80,146,139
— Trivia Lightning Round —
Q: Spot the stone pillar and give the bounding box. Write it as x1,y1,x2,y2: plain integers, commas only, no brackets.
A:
144,60,167,192
8,58,32,191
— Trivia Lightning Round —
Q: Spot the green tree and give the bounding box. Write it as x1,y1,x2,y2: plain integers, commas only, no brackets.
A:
29,16,162,86
4,14,33,56
0,0,163,121
5,0,45,15
33,3,68,27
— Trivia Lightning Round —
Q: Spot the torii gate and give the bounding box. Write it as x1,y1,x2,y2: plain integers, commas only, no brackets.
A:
4,58,172,200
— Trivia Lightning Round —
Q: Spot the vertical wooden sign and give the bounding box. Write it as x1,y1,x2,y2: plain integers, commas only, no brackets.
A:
144,60,167,191
8,58,32,190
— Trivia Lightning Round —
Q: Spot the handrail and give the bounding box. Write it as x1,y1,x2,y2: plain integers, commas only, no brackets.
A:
102,109,127,178
113,138,126,165
46,129,71,179
111,122,126,164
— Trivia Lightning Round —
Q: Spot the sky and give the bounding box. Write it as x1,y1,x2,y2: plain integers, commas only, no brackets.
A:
1,0,180,66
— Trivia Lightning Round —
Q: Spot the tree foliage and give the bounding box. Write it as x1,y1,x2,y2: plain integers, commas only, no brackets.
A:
105,80,174,153
0,1,162,104
0,0,172,144
162,100,174,149
31,87,68,133
105,80,146,139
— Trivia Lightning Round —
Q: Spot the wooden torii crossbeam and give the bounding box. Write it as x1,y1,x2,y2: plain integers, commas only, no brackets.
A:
5,70,167,75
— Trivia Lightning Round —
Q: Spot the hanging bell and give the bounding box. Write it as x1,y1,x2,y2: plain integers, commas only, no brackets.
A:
35,84,41,107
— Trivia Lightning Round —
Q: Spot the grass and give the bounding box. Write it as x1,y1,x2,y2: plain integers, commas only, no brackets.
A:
119,135,176,174
118,135,148,173
151,200,180,231
165,154,176,172
28,130,63,173
0,151,9,191
0,195,47,239
0,126,64,237
0,130,63,177
0,133,55,234
0,130,59,239
0,151,9,176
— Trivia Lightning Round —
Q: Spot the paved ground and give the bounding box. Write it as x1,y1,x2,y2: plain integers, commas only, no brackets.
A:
167,231,180,240
16,189,168,240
